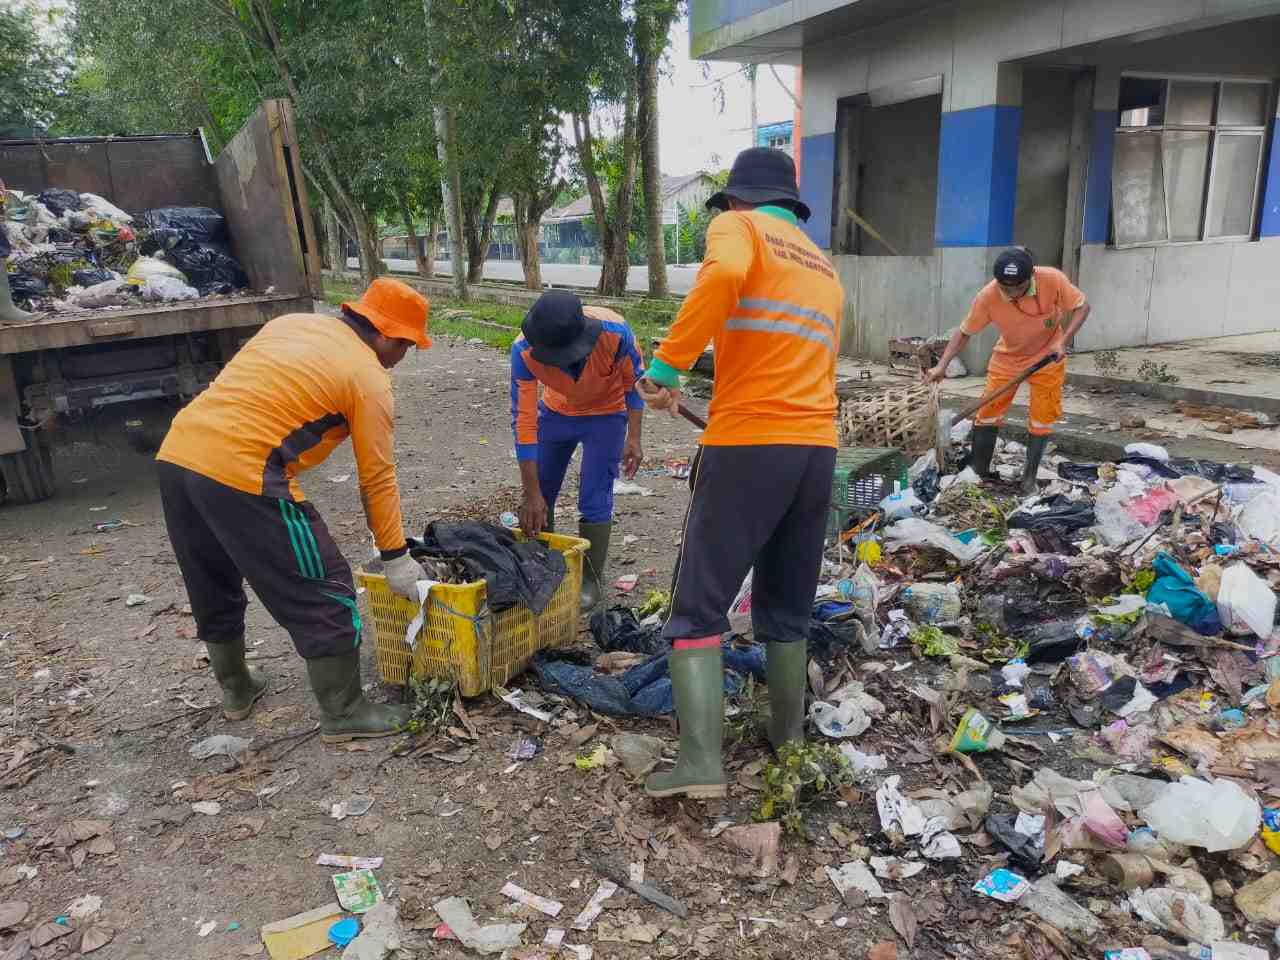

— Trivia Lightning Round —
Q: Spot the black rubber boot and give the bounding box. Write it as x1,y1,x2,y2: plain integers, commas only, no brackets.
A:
1020,434,1050,495
579,520,612,612
969,425,999,479
644,646,727,799
306,651,410,743
766,639,808,751
205,637,269,721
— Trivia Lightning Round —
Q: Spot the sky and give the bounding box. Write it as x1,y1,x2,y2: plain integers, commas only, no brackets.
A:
657,16,797,176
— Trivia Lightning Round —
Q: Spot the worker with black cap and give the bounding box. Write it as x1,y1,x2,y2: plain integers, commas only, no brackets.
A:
926,246,1091,493
510,291,646,610
637,146,844,799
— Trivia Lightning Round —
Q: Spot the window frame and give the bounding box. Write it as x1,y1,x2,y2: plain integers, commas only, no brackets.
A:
1112,72,1271,249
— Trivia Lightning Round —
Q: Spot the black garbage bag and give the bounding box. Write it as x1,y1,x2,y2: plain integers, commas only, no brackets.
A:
415,521,566,613
589,606,666,656
913,464,941,504
809,617,865,664
1057,461,1100,483
73,268,115,287
9,271,47,304
1023,619,1084,663
165,243,248,294
0,224,9,259
139,206,229,246
1008,495,1096,534
139,227,187,256
36,188,83,217
985,813,1043,871
1121,455,1254,484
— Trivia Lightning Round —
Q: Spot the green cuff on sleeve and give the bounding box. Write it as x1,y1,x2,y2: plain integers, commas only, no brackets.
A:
645,357,684,388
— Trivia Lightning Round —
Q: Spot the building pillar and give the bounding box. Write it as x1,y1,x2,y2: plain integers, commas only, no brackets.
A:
793,67,804,183
1260,95,1280,238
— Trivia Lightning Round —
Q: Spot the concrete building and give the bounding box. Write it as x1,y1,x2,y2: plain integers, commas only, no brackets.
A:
690,1,1280,371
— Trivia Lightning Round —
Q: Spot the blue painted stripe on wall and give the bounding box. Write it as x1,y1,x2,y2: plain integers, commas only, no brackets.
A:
1083,111,1116,245
935,106,1022,247
1260,124,1280,238
799,132,836,249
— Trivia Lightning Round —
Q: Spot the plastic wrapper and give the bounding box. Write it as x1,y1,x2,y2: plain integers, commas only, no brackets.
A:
1217,562,1276,638
1238,491,1280,544
126,256,188,286
901,581,961,624
1129,887,1225,943
1094,486,1148,546
140,275,199,302
883,518,985,563
879,487,923,521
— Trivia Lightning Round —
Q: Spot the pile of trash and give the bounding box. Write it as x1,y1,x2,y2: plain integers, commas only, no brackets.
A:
2,188,250,317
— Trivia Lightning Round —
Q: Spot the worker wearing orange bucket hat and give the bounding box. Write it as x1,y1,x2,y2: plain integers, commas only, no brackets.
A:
156,278,430,742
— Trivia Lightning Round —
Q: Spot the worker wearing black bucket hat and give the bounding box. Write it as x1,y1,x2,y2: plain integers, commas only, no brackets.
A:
705,147,812,221
638,146,843,800
511,291,646,611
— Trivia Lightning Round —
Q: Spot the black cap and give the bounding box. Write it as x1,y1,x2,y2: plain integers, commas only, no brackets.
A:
993,247,1034,286
521,291,602,367
706,147,810,221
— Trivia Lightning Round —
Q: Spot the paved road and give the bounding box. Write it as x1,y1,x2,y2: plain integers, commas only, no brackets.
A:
347,257,701,295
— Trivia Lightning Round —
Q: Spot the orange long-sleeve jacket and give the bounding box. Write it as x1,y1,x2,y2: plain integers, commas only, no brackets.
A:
156,313,407,553
648,206,845,447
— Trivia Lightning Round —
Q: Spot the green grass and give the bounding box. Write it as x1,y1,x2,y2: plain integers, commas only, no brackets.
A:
324,278,679,358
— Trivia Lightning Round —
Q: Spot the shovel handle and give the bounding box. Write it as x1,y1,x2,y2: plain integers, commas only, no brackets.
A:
677,403,707,430
953,353,1058,424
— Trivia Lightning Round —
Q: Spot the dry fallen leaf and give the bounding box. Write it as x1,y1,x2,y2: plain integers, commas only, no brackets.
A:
85,836,115,856
721,822,780,878
30,921,75,948
0,902,30,929
889,894,917,949
780,854,800,886
70,848,87,870
868,942,897,960
803,903,839,925
484,834,503,852
163,837,185,857
79,926,113,954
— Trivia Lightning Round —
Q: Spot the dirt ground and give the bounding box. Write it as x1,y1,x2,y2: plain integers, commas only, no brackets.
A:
1,334,1276,960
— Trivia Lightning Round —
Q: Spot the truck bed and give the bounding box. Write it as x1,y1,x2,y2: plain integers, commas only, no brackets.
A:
0,292,314,355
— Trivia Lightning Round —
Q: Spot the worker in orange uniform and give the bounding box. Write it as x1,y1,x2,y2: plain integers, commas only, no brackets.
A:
637,147,844,799
155,279,431,742
511,291,645,610
926,247,1091,494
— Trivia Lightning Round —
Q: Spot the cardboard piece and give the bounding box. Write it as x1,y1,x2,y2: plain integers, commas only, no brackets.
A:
261,902,344,960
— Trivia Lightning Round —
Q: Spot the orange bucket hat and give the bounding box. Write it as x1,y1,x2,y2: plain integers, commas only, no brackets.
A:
343,278,431,349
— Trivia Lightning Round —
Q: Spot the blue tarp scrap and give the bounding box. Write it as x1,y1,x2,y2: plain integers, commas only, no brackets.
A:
530,642,767,717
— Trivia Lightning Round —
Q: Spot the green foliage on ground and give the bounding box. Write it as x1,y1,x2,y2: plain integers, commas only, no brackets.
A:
755,742,858,836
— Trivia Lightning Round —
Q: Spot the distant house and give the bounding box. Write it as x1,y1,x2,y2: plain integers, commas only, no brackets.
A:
546,171,720,230
757,120,794,156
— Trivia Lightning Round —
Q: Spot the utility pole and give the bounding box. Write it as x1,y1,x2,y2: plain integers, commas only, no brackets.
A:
749,64,759,148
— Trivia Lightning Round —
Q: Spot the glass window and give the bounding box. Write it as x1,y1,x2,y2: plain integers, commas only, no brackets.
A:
1219,82,1269,127
1113,76,1270,245
1207,133,1264,238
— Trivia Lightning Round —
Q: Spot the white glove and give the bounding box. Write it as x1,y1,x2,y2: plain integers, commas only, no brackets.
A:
383,553,422,601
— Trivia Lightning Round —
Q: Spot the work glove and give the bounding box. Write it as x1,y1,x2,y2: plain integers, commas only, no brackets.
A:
382,552,422,602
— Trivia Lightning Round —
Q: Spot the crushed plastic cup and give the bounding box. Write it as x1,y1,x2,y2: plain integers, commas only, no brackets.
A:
949,708,1006,753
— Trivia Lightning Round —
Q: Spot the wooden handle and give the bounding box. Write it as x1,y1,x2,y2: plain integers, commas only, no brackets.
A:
953,354,1057,423
677,403,707,430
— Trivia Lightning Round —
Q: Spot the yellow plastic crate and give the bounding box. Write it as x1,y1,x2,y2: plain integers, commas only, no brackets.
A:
356,531,589,697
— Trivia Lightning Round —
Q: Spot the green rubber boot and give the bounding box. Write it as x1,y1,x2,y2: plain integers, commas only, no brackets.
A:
1020,434,1050,495
645,645,727,799
766,639,808,751
205,638,269,721
579,520,612,612
305,651,411,743
969,424,999,479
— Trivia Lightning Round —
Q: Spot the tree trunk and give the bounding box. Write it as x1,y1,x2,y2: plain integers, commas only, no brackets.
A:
324,197,344,274
422,216,437,278
572,90,638,298
352,206,381,287
397,192,430,278
513,195,543,290
464,179,502,285
636,13,667,299
434,104,468,301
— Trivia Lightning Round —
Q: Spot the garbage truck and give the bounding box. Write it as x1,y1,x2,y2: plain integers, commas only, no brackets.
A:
0,99,321,504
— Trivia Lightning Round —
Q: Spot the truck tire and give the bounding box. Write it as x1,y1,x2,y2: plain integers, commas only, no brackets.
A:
0,432,55,505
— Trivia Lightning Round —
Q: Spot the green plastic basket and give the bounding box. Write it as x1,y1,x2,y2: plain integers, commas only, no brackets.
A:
827,447,909,538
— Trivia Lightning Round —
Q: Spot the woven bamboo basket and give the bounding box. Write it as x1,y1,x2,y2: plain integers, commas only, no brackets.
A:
838,381,940,454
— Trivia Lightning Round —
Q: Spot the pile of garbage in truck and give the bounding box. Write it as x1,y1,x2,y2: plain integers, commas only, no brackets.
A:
2,186,249,315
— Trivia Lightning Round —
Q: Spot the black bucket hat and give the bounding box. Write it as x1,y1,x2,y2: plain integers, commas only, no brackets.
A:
706,147,810,222
521,291,602,367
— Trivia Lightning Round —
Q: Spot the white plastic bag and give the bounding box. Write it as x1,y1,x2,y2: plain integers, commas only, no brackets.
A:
883,518,985,563
140,275,199,302
1138,777,1261,852
908,450,936,479
80,192,133,224
1124,442,1169,461
1238,491,1280,545
879,487,922,521
1129,887,1225,943
126,256,187,285
902,581,962,623
67,279,131,309
1093,486,1147,546
1217,562,1276,638
944,356,967,378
